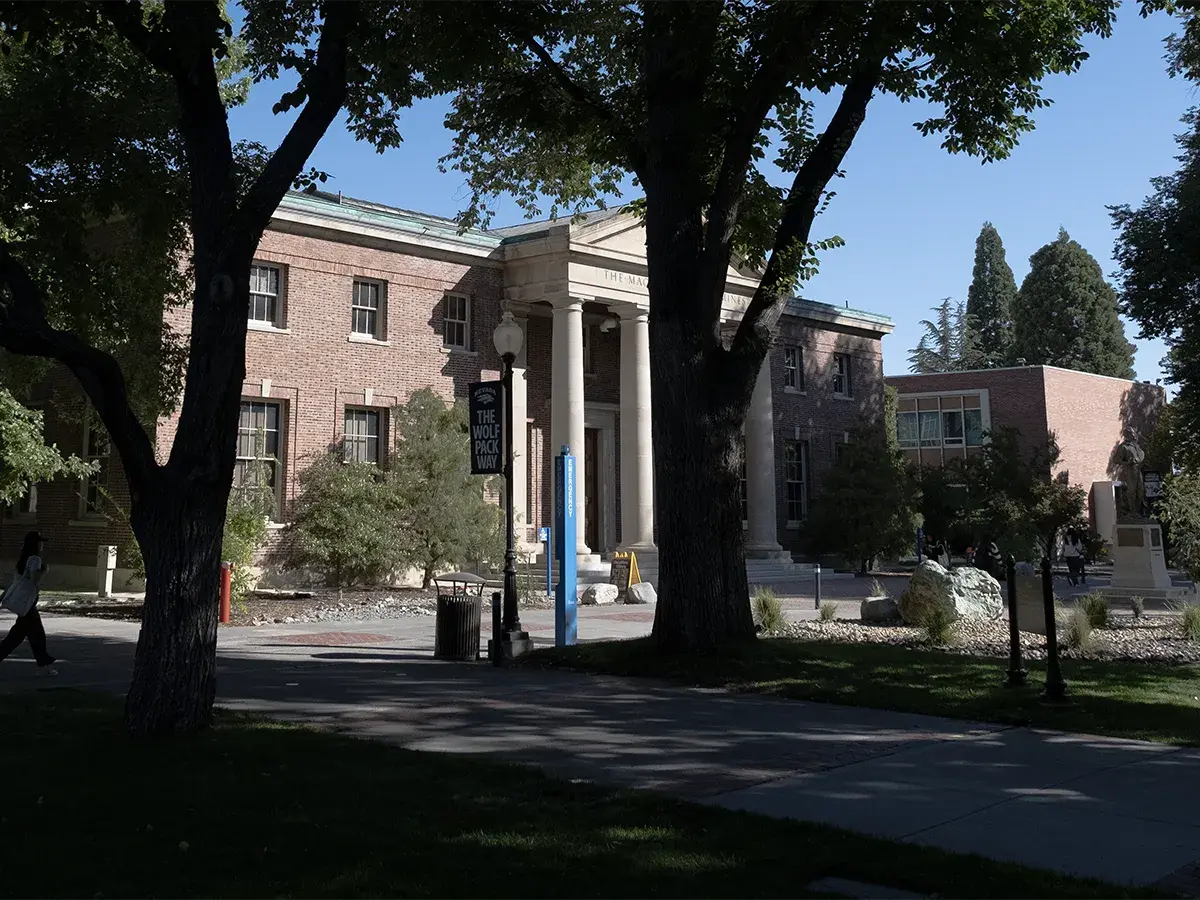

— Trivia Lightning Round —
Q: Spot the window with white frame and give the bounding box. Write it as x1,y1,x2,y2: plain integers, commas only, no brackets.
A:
249,263,282,326
351,280,383,339
443,293,471,350
5,485,36,519
832,353,852,396
895,396,986,458
235,400,282,505
784,440,809,523
81,421,110,517
784,346,803,390
582,325,593,373
344,408,382,464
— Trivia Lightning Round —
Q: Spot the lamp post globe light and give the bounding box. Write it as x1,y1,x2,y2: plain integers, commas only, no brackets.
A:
493,311,534,660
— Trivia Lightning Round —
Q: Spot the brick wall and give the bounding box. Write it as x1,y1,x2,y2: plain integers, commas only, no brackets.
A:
771,319,886,555
1042,367,1164,504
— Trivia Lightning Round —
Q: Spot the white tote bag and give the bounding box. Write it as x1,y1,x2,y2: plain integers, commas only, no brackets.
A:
0,558,39,617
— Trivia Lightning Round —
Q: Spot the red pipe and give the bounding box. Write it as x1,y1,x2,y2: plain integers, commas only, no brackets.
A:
219,562,232,624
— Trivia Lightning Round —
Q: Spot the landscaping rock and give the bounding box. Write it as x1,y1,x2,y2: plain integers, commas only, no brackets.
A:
626,582,657,605
897,560,1004,625
580,583,619,606
860,595,900,624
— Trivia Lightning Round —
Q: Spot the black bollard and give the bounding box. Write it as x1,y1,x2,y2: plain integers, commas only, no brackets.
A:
1040,556,1068,702
814,563,822,611
1004,554,1027,687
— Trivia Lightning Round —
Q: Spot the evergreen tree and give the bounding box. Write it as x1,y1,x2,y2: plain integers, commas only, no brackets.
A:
1011,230,1136,378
908,299,981,373
966,223,1018,366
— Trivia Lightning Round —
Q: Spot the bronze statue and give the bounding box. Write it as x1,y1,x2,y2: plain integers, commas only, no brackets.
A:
1115,429,1146,518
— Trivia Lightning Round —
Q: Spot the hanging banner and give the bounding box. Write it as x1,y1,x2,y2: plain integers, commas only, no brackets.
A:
467,381,504,475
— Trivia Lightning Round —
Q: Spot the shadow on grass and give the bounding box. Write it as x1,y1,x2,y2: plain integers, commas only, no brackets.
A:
0,691,1158,899
523,637,1200,746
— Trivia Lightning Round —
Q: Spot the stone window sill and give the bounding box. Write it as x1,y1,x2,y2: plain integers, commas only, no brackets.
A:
69,518,110,528
784,387,807,395
249,321,291,334
440,346,478,357
348,333,390,346
266,521,287,531
786,520,804,530
833,393,855,402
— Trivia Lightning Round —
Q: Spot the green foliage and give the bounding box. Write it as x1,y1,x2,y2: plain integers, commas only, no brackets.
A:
916,465,972,549
957,427,1087,556
1077,592,1110,630
919,604,955,646
1010,229,1135,378
1130,595,1146,620
1157,473,1200,581
388,388,503,588
868,577,890,600
883,385,900,455
286,453,401,590
966,222,1018,367
1063,605,1094,651
751,586,785,634
807,425,920,573
1178,602,1200,641
818,600,838,624
0,388,94,505
908,299,981,374
223,475,274,606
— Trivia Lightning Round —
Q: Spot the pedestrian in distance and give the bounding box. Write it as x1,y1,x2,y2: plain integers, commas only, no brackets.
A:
1062,529,1086,587
0,530,58,675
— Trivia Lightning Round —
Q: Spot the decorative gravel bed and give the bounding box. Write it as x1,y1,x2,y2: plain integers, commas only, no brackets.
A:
776,614,1200,665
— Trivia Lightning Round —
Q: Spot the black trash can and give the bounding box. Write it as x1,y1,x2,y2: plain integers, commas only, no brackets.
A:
432,571,486,661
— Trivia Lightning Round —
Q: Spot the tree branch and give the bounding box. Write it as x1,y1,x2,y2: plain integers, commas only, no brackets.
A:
730,58,885,365
233,1,359,252
700,3,834,318
97,0,185,79
0,240,158,498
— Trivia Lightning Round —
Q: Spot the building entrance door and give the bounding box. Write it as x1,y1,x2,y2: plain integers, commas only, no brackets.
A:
584,427,600,551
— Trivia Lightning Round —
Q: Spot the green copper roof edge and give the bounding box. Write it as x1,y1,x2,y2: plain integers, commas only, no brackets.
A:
278,192,502,249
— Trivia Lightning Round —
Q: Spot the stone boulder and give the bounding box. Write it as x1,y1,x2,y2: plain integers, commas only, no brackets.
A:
580,583,619,606
860,595,900,624
897,560,1004,625
626,582,657,605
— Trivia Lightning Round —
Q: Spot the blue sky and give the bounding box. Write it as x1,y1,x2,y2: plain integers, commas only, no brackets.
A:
229,3,1195,381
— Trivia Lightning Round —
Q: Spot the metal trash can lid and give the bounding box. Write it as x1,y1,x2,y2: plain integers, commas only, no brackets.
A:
433,572,487,585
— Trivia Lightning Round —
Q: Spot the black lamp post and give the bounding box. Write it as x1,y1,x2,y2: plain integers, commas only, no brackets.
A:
1040,555,1068,703
1004,554,1027,687
493,311,533,660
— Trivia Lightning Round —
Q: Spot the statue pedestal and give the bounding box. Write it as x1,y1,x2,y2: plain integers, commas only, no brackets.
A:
1100,518,1193,603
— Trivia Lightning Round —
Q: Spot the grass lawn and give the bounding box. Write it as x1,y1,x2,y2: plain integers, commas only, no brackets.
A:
523,637,1200,746
0,690,1161,899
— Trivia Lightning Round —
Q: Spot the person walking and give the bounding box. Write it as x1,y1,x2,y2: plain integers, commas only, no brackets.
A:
1062,529,1086,587
0,531,57,674
983,540,1004,581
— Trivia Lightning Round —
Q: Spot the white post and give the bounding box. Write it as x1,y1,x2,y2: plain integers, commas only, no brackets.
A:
745,358,784,558
551,300,590,555
619,311,655,551
96,544,117,598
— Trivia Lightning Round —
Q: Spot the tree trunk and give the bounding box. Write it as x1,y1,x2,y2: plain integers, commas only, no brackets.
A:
650,319,756,650
124,492,225,736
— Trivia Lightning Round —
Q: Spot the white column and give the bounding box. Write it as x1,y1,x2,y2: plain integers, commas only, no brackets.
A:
510,313,529,546
551,300,590,555
619,311,655,550
745,357,784,557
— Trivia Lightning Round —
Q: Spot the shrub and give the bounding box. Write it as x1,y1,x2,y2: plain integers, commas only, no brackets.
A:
285,453,402,589
1175,601,1200,641
868,577,889,599
919,604,955,645
1130,595,1146,620
1077,592,1109,629
818,600,837,623
752,586,785,633
1063,605,1093,651
223,474,274,607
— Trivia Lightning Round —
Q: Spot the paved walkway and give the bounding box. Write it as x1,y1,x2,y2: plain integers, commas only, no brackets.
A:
4,609,1200,890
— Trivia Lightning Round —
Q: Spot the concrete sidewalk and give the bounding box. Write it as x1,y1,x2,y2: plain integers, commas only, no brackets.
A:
4,611,1200,891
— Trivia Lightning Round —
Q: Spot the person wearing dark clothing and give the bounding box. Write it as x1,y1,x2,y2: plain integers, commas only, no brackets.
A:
1062,530,1086,587
980,541,1004,580
0,531,57,673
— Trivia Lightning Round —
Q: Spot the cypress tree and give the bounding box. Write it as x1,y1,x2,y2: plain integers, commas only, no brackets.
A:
965,222,1018,367
1011,229,1136,378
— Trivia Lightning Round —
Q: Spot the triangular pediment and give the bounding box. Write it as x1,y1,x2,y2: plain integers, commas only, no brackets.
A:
572,209,762,280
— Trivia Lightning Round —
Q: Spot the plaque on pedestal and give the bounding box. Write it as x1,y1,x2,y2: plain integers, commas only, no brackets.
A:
1100,517,1193,603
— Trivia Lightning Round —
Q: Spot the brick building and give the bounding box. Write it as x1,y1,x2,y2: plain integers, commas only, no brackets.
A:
3,190,893,586
885,366,1165,538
